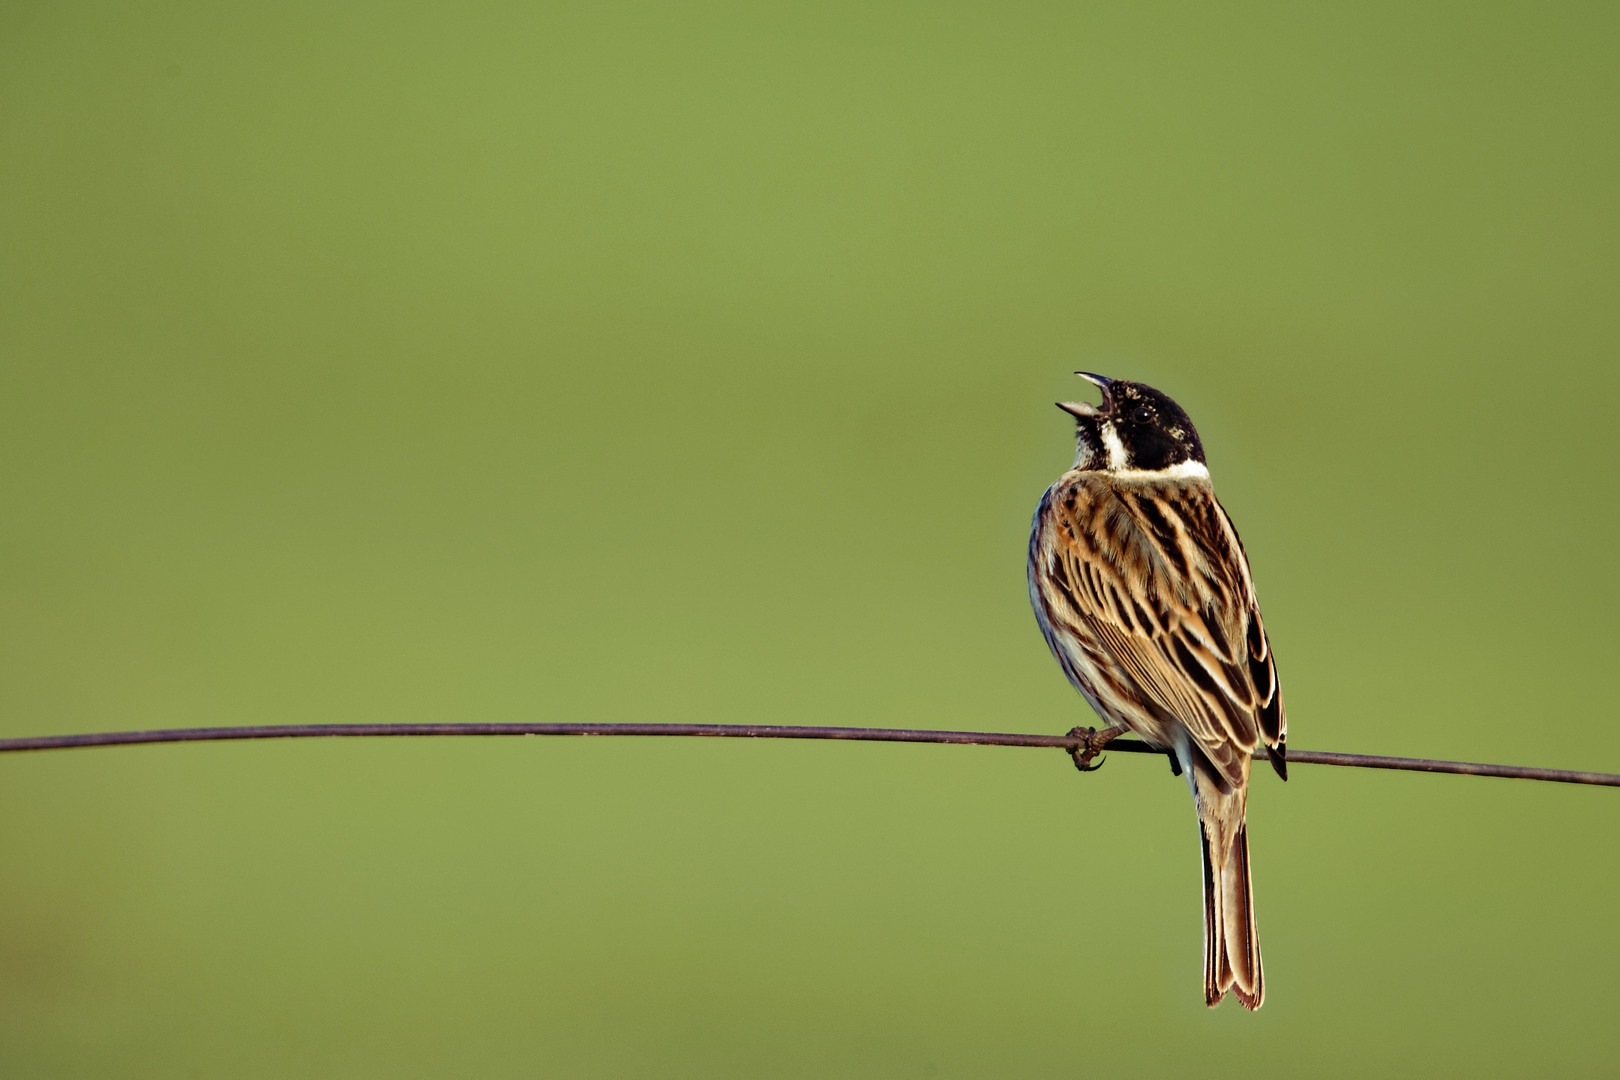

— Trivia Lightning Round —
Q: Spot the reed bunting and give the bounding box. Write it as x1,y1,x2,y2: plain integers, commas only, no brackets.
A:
1027,373,1286,1009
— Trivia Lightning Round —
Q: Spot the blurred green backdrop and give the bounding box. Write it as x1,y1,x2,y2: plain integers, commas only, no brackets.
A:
2,1,1617,1076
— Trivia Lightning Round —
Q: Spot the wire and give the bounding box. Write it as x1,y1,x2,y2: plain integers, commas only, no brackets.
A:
0,721,1613,787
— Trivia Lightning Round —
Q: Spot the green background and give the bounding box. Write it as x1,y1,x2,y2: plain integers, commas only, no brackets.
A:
2,1,1616,1075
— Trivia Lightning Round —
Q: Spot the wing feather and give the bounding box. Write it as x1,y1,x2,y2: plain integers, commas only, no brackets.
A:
1039,476,1286,784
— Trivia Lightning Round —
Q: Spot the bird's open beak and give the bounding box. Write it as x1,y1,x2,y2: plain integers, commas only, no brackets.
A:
1056,372,1113,418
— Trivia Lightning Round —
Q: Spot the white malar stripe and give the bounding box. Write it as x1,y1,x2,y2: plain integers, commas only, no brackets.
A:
1113,459,1212,482
1100,422,1128,470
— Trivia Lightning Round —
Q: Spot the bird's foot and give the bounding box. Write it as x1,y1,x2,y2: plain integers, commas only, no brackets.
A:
1067,725,1128,772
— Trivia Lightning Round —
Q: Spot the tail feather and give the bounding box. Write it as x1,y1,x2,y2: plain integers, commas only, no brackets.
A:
1193,760,1263,1009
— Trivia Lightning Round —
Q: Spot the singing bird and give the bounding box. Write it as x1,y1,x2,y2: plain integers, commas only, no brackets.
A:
1027,373,1286,1009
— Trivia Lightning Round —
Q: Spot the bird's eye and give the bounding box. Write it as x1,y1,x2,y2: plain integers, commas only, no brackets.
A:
1133,405,1156,423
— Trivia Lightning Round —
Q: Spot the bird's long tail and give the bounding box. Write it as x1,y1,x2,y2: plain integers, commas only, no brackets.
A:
1189,753,1263,1009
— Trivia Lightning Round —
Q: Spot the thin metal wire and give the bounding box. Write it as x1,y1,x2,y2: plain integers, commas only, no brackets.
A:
0,721,1613,787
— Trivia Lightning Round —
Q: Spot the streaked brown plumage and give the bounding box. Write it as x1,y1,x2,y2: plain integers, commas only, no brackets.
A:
1028,373,1286,1009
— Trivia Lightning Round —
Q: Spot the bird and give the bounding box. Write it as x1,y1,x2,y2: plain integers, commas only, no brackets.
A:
1027,372,1286,1009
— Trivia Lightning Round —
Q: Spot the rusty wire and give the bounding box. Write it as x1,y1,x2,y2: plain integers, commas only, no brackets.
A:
0,722,1612,787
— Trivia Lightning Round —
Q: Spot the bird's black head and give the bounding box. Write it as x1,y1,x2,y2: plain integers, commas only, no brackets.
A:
1057,373,1207,475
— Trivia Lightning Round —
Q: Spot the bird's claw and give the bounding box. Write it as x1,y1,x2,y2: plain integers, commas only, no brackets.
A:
1068,726,1105,772
1067,725,1126,773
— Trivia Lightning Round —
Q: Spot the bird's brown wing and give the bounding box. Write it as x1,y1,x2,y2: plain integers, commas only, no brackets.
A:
1040,476,1286,786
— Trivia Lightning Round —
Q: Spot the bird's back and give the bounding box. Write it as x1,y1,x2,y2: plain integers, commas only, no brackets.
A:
1028,469,1282,780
